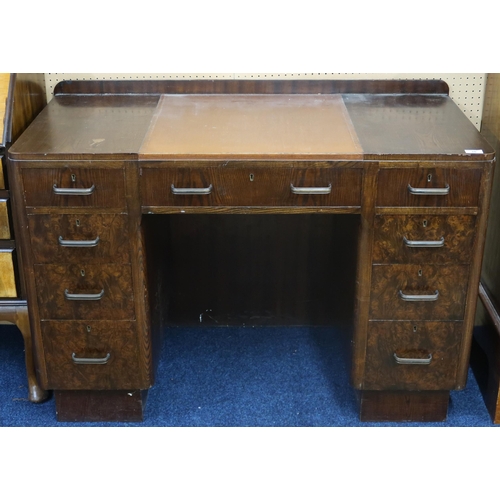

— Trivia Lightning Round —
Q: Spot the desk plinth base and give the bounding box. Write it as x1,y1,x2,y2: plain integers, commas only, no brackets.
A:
55,390,148,422
358,390,450,422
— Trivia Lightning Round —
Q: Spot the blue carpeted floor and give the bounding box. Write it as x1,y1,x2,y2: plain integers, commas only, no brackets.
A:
0,323,496,426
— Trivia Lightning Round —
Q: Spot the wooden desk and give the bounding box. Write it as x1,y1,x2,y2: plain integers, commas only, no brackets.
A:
7,79,495,422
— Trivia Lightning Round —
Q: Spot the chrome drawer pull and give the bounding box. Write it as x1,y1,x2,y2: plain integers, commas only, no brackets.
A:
72,352,111,365
58,236,100,248
398,289,439,301
64,289,105,301
290,183,332,195
393,353,432,365
171,184,213,195
403,236,445,248
53,184,96,195
407,184,450,195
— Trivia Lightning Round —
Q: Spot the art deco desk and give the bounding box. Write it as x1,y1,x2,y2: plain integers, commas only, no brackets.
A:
7,79,495,422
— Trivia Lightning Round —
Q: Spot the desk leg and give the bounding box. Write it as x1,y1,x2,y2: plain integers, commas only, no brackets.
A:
0,303,49,403
358,390,450,422
55,390,148,422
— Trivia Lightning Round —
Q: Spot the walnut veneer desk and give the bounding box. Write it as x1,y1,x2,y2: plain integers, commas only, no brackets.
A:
7,79,495,422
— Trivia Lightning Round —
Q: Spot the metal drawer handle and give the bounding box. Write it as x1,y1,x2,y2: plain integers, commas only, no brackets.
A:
290,183,332,195
53,184,96,195
394,353,432,365
64,289,105,301
399,289,439,302
72,352,111,365
407,184,450,195
403,236,445,248
171,183,213,195
58,236,100,248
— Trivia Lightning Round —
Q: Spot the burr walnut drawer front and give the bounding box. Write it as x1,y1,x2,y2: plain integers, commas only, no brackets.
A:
28,214,130,264
369,264,469,320
34,264,135,320
140,163,363,207
363,321,462,391
377,166,483,207
21,166,127,209
372,214,477,264
41,320,142,390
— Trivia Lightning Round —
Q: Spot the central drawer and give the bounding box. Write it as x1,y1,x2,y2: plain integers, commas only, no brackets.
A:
140,162,363,207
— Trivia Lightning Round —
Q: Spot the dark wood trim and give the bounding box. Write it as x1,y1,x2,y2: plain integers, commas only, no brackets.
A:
54,79,450,97
479,280,500,336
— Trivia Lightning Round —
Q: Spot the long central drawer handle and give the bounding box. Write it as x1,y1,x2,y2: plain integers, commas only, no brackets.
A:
403,236,445,248
398,290,439,301
53,184,96,195
171,183,213,195
58,236,100,248
407,184,450,195
64,289,105,301
290,183,332,195
72,352,111,365
393,353,432,365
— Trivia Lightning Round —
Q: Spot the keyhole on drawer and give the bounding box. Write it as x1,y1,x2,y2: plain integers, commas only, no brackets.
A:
71,174,76,183
423,219,428,227
427,174,432,182
76,219,81,227
87,325,91,333
249,173,254,182
413,325,418,333
418,269,423,277
80,269,85,277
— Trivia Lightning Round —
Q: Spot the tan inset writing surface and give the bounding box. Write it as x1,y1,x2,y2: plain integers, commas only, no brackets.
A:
140,94,363,160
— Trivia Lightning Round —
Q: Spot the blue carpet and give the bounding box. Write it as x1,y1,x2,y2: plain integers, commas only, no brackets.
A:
0,323,496,427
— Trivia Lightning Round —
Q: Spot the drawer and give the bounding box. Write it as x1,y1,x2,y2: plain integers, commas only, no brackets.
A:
41,320,142,390
140,163,362,208
21,167,127,209
0,198,11,239
363,321,462,390
0,248,17,297
372,214,476,264
28,214,130,264
34,264,135,320
377,166,483,207
369,264,469,320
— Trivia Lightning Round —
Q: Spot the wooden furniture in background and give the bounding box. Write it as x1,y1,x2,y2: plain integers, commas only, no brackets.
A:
1,73,48,403
7,79,495,422
471,73,500,424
